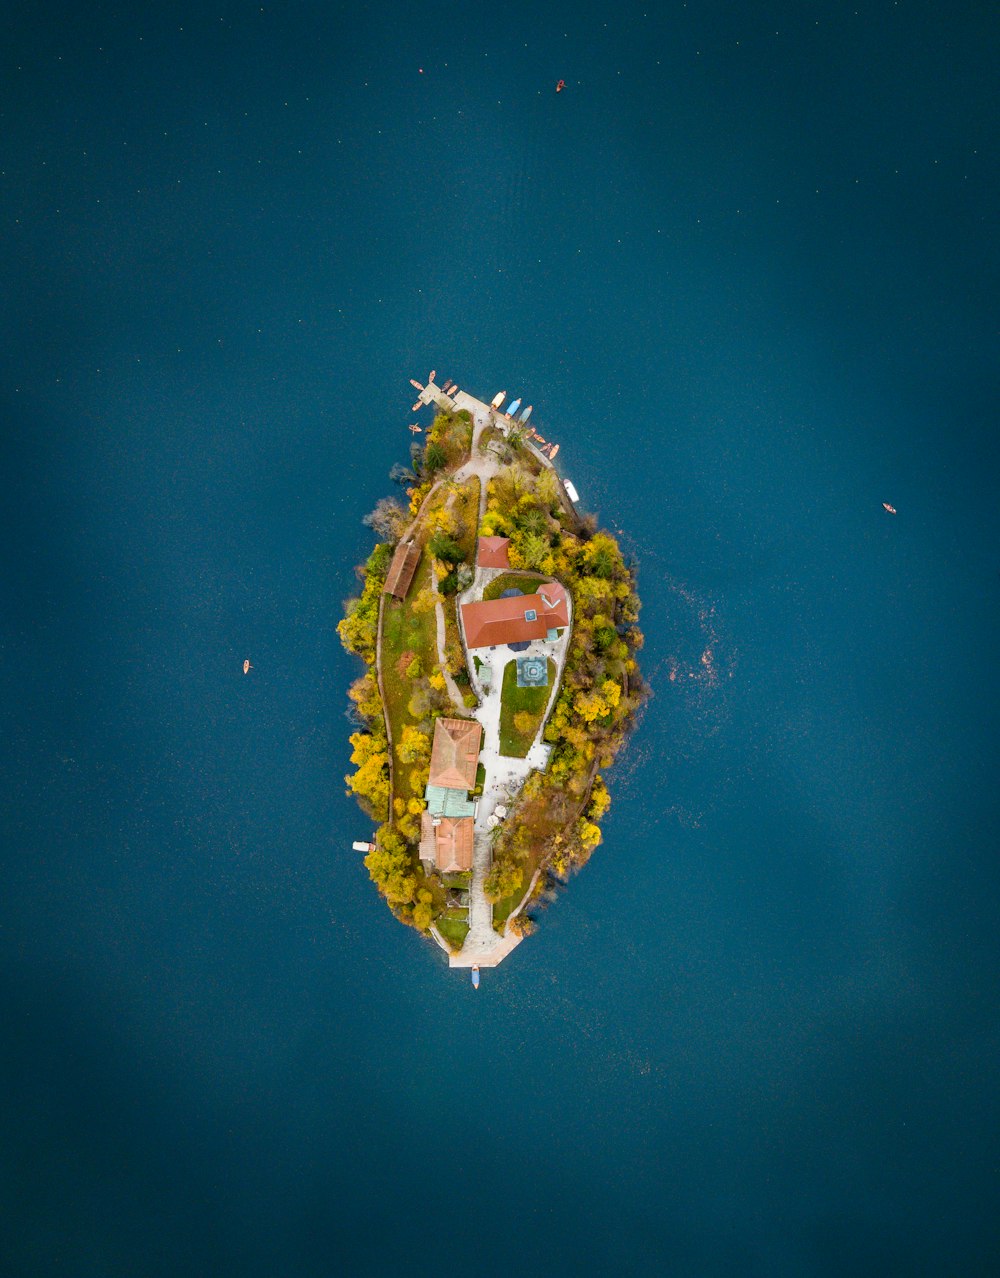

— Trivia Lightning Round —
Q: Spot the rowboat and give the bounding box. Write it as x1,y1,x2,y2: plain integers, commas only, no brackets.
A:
491,391,506,409
471,966,480,989
507,397,522,418
519,405,533,422
882,502,897,514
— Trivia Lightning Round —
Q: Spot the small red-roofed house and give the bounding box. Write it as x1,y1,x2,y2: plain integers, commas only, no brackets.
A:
476,536,511,570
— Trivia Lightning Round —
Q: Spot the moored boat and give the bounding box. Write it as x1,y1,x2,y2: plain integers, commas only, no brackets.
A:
519,405,533,422
491,391,506,409
507,397,522,418
563,479,579,503
549,443,560,459
471,965,480,989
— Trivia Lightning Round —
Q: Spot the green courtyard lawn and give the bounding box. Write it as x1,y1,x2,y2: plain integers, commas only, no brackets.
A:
482,572,549,602
498,657,557,757
436,912,470,951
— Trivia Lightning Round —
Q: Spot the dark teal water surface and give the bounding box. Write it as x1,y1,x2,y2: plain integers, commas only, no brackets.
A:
2,3,998,1274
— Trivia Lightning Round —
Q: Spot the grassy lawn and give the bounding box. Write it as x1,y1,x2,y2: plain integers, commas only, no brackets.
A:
380,554,438,805
498,658,557,757
482,573,549,602
440,477,480,694
436,914,470,951
452,476,480,562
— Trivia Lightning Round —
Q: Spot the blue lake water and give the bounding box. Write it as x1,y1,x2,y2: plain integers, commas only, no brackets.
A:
1,3,998,1273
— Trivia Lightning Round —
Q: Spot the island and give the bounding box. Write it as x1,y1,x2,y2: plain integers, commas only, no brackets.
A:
339,376,647,969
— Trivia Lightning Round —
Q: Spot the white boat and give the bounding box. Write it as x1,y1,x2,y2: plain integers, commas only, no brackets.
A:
491,391,506,409
563,479,580,503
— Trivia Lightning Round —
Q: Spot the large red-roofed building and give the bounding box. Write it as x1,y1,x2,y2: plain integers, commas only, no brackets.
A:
461,582,569,650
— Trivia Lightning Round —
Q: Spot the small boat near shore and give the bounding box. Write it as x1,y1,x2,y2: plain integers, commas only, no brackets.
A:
471,965,480,989
564,479,579,503
409,378,423,390
519,405,533,422
507,397,522,418
549,443,560,459
491,391,506,409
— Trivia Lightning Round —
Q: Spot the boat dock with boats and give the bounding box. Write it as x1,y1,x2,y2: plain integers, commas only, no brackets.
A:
408,373,583,518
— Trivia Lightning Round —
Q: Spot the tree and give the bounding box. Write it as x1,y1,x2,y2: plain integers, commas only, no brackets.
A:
348,673,383,723
364,826,416,905
573,678,622,724
411,587,438,616
484,857,524,903
429,531,463,564
396,725,431,765
390,462,417,487
587,776,611,821
412,888,434,931
425,441,447,472
577,819,602,850
345,732,390,819
516,531,549,571
363,496,408,540
583,533,620,580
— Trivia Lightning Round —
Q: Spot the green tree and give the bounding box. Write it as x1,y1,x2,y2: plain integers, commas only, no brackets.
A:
484,857,523,903
396,725,431,765
424,441,447,472
429,531,463,564
364,826,416,905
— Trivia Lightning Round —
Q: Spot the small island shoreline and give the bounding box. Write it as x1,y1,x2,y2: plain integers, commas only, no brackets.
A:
339,376,647,969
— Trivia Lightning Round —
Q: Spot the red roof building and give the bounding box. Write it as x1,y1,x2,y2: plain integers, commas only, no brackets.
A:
383,540,421,600
476,536,511,570
461,582,569,650
427,717,483,790
418,813,474,873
